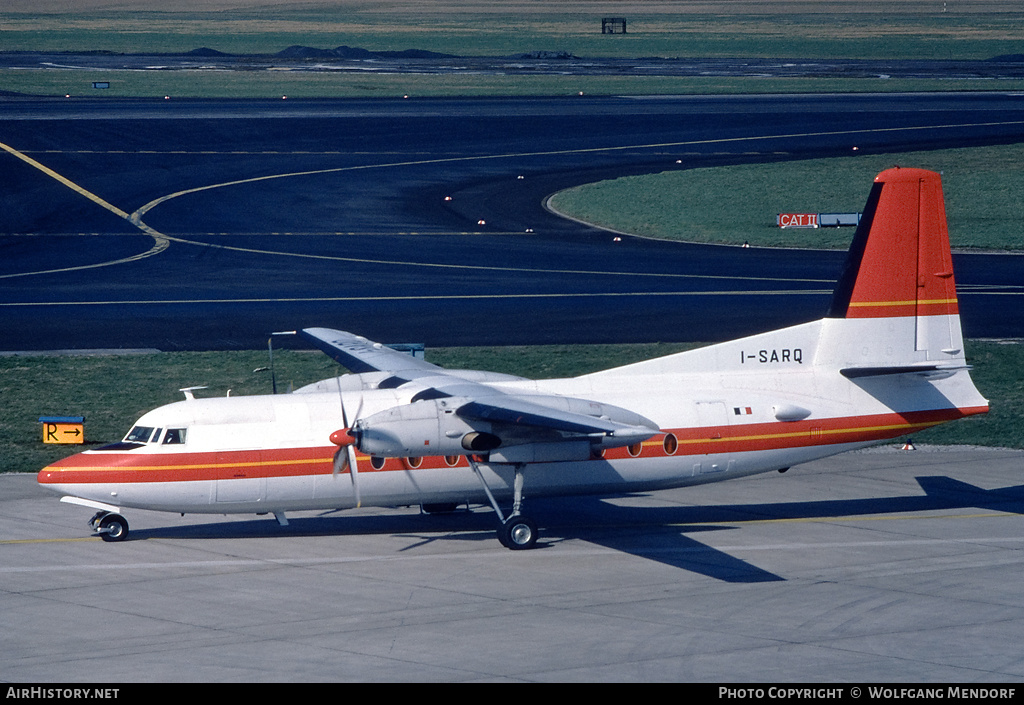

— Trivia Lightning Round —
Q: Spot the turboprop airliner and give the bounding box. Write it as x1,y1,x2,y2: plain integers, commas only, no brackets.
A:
38,168,988,549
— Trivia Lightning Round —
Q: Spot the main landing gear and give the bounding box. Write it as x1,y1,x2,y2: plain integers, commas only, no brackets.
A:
89,511,130,542
498,514,538,550
469,459,539,550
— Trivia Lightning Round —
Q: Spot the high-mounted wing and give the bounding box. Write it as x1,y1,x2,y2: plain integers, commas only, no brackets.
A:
302,327,529,390
456,395,653,440
301,327,658,462
301,327,443,376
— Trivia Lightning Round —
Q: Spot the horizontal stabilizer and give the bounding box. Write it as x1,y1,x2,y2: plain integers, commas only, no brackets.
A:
840,363,969,379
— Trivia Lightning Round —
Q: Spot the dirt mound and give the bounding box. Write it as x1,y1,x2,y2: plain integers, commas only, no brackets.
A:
276,45,459,60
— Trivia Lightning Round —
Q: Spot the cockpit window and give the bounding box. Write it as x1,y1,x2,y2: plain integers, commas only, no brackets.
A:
163,428,187,445
124,426,179,444
125,426,156,443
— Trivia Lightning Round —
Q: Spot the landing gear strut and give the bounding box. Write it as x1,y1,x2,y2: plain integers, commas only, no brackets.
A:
90,511,130,542
469,459,538,550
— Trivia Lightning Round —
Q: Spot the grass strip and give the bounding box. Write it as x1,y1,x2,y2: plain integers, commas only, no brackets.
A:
3,7,1024,60
4,6,1024,97
9,69,1024,100
549,143,1024,250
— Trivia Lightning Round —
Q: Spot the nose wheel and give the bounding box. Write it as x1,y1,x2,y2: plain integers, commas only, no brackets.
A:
90,511,130,542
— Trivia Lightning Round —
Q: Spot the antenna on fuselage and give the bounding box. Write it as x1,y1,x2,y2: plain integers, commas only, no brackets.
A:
179,386,208,401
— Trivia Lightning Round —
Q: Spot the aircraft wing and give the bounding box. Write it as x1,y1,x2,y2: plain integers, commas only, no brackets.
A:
301,327,444,376
302,327,658,457
456,395,654,440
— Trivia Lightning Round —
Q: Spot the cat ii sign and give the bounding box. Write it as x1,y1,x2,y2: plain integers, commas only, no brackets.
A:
777,213,818,228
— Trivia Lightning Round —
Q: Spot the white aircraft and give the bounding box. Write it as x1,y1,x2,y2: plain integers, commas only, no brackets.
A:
38,167,988,549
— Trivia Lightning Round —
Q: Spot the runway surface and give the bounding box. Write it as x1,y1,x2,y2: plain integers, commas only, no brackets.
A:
4,446,1024,682
1,92,1023,350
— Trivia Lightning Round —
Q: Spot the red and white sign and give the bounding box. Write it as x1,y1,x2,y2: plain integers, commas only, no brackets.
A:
777,213,819,229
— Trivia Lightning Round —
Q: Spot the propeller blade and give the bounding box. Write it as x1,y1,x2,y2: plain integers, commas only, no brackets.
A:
334,379,364,507
338,378,351,425
332,445,349,478
351,393,365,427
347,444,361,508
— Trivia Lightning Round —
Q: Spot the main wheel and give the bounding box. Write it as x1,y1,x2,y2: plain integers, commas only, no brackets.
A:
499,515,538,550
99,514,129,542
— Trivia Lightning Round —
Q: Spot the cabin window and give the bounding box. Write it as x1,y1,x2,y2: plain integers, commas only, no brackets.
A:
663,433,678,455
163,428,187,445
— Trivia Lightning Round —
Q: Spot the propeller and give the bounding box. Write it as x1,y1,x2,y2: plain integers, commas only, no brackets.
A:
331,439,361,507
331,379,364,508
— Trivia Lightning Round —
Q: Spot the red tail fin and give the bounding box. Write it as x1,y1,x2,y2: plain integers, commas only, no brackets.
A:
828,168,958,319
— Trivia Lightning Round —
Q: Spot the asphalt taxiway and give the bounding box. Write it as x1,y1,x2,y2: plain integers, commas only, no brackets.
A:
2,93,1023,350
4,446,1024,682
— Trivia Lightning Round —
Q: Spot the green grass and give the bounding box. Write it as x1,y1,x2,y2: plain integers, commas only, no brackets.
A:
549,143,1024,250
9,70,1024,100
425,342,695,380
2,340,1018,474
4,6,1024,97
4,7,1023,60
911,341,1023,449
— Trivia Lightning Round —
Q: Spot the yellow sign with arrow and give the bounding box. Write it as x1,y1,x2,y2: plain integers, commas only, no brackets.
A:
39,416,85,445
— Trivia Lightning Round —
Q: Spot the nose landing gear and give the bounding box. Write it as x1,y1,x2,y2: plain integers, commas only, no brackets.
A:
90,511,130,542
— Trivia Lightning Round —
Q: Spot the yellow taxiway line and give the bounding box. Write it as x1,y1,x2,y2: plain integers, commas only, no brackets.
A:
0,140,170,280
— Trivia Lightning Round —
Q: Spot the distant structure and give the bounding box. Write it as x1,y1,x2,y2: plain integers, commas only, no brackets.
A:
601,17,627,34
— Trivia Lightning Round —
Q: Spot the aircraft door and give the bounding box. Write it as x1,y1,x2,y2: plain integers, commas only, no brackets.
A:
215,450,266,503
695,401,730,476
695,401,729,438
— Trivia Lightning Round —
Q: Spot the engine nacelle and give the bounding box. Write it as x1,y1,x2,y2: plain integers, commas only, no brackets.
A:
351,398,485,458
350,396,658,461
